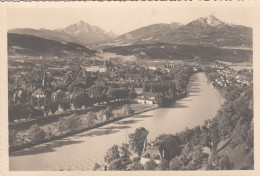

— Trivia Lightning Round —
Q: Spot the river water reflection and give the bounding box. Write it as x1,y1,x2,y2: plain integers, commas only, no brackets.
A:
9,72,221,171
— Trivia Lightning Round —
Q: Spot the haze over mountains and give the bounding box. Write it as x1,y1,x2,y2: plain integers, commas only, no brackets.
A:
108,15,252,48
8,15,253,62
9,20,116,47
8,33,96,57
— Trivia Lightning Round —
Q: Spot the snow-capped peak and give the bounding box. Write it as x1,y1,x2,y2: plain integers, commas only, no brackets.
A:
199,15,225,27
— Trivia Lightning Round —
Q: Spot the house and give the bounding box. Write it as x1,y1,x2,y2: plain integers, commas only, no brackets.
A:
136,97,155,104
85,65,107,73
148,66,157,71
140,143,165,165
32,88,45,98
135,88,143,94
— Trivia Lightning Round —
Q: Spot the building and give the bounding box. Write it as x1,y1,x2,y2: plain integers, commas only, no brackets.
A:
136,97,155,104
85,65,107,73
148,66,157,71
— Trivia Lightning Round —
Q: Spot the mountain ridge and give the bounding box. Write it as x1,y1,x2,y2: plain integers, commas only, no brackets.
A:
103,15,252,49
8,33,96,57
9,20,117,48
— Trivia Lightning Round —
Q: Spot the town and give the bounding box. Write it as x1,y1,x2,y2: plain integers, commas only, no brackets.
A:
6,10,254,172
8,51,253,171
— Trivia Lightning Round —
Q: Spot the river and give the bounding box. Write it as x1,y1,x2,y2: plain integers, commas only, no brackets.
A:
9,72,222,171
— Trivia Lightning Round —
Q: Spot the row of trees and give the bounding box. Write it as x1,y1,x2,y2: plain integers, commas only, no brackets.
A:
8,85,136,122
142,81,177,93
10,103,137,148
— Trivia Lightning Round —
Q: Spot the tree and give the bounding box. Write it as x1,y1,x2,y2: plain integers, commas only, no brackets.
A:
50,101,59,115
43,103,51,116
105,106,113,120
106,87,115,102
9,104,22,122
109,158,124,170
66,114,82,131
86,111,97,127
128,127,149,156
73,95,84,110
98,109,105,122
82,93,92,108
120,143,131,163
28,124,46,143
185,146,205,170
167,88,176,100
58,118,67,134
169,156,183,170
155,134,181,161
60,100,70,113
210,121,220,151
104,145,120,164
218,155,234,170
129,90,137,99
9,129,17,146
154,93,164,107
123,104,134,116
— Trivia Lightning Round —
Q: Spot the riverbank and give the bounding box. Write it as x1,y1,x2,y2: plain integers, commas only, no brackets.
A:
211,83,225,104
10,103,159,153
10,72,223,171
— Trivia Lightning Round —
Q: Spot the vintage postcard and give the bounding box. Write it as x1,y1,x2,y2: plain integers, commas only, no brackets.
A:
0,1,259,176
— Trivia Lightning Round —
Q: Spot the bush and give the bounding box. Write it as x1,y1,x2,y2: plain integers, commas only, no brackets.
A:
156,159,169,170
230,121,251,148
46,127,54,140
105,106,113,121
132,156,140,163
58,114,82,134
144,159,157,170
28,124,46,143
86,112,97,127
218,155,234,170
60,100,70,112
66,114,82,131
122,104,134,116
9,129,17,146
130,161,144,170
58,119,67,134
93,163,101,171
169,156,183,170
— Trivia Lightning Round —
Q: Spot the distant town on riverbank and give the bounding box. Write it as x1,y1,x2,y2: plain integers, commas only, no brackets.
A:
8,10,253,171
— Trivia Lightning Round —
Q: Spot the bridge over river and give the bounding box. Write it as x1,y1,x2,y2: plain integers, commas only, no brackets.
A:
9,72,222,171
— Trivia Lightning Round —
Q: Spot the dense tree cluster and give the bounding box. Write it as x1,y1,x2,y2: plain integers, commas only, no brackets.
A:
8,84,131,122
103,143,132,170
100,78,253,170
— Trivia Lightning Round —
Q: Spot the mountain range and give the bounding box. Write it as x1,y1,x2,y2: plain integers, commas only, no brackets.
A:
8,15,252,49
8,15,253,61
9,20,116,47
106,15,252,48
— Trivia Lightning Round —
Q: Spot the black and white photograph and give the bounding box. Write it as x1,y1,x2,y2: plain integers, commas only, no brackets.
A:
0,2,258,174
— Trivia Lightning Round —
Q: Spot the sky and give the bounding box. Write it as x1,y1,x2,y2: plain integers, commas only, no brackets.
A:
7,3,254,35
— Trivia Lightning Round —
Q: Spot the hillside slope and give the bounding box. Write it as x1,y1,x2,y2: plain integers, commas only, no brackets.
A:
106,15,252,49
103,43,252,63
8,33,96,57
